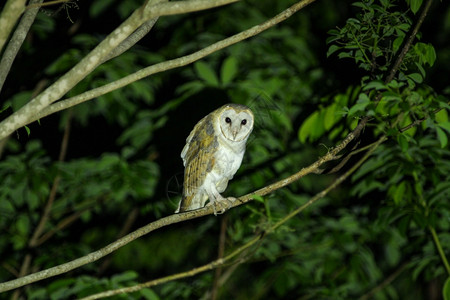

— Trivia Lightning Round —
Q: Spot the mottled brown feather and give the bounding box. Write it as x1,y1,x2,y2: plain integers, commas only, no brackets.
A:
178,114,218,212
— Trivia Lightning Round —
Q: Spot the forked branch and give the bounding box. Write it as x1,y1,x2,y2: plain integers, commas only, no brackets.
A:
0,0,241,141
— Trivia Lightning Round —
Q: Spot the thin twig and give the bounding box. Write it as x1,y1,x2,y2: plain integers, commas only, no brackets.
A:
34,209,84,246
429,226,450,276
26,0,71,10
29,110,72,248
399,106,446,133
211,215,228,300
97,208,140,275
385,0,433,83
359,262,409,300
10,255,31,300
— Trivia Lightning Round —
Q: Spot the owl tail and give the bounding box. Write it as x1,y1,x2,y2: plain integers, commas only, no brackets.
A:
175,193,208,213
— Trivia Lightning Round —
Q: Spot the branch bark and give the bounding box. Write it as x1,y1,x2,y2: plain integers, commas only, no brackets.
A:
81,135,387,300
0,114,362,293
385,0,433,83
0,0,27,53
0,0,43,93
0,0,241,141
1,102,435,293
20,0,318,135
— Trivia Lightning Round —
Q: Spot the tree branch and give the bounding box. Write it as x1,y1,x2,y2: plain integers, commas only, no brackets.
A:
1,101,434,293
0,0,27,53
81,233,261,300
429,226,450,276
0,0,240,141
0,8,144,140
359,262,409,300
81,135,387,300
143,0,240,19
0,0,43,93
385,0,433,83
28,0,318,130
101,18,159,64
26,0,71,10
0,112,363,293
211,215,228,300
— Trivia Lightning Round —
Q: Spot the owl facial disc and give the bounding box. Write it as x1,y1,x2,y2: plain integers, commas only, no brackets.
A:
219,108,254,142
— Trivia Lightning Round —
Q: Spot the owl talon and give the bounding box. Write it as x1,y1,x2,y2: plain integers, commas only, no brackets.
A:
208,197,237,216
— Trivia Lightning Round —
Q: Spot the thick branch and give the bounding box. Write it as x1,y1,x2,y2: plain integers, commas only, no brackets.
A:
101,18,159,64
0,0,27,53
0,0,43,93
143,0,239,18
0,8,144,140
102,0,241,63
29,0,318,128
0,0,240,141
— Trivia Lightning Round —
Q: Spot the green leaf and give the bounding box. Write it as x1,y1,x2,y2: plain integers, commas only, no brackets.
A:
252,195,265,203
352,156,384,182
28,288,47,300
324,103,338,130
407,73,423,83
393,36,404,52
443,277,450,300
410,0,423,14
436,127,448,148
363,80,386,91
298,110,322,143
424,44,437,66
436,109,449,124
111,271,138,284
220,56,238,85
348,94,370,117
142,288,161,300
327,44,341,57
24,125,31,136
16,215,30,236
438,122,450,134
393,181,406,205
397,134,409,152
194,61,219,86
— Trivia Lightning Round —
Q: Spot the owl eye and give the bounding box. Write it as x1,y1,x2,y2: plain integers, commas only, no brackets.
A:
225,117,232,124
241,119,247,125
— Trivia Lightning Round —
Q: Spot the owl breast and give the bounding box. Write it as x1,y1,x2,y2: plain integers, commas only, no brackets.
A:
209,138,246,193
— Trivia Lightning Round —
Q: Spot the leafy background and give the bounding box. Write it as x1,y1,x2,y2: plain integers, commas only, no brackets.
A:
0,0,449,299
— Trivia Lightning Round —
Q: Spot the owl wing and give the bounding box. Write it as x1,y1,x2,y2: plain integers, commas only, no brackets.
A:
177,115,218,212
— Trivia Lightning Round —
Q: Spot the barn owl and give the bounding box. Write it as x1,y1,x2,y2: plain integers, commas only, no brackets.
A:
175,103,254,215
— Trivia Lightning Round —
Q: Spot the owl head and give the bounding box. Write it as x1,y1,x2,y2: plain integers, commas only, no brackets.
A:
217,104,254,142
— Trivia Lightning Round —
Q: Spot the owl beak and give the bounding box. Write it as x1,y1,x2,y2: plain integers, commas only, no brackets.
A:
232,128,239,139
